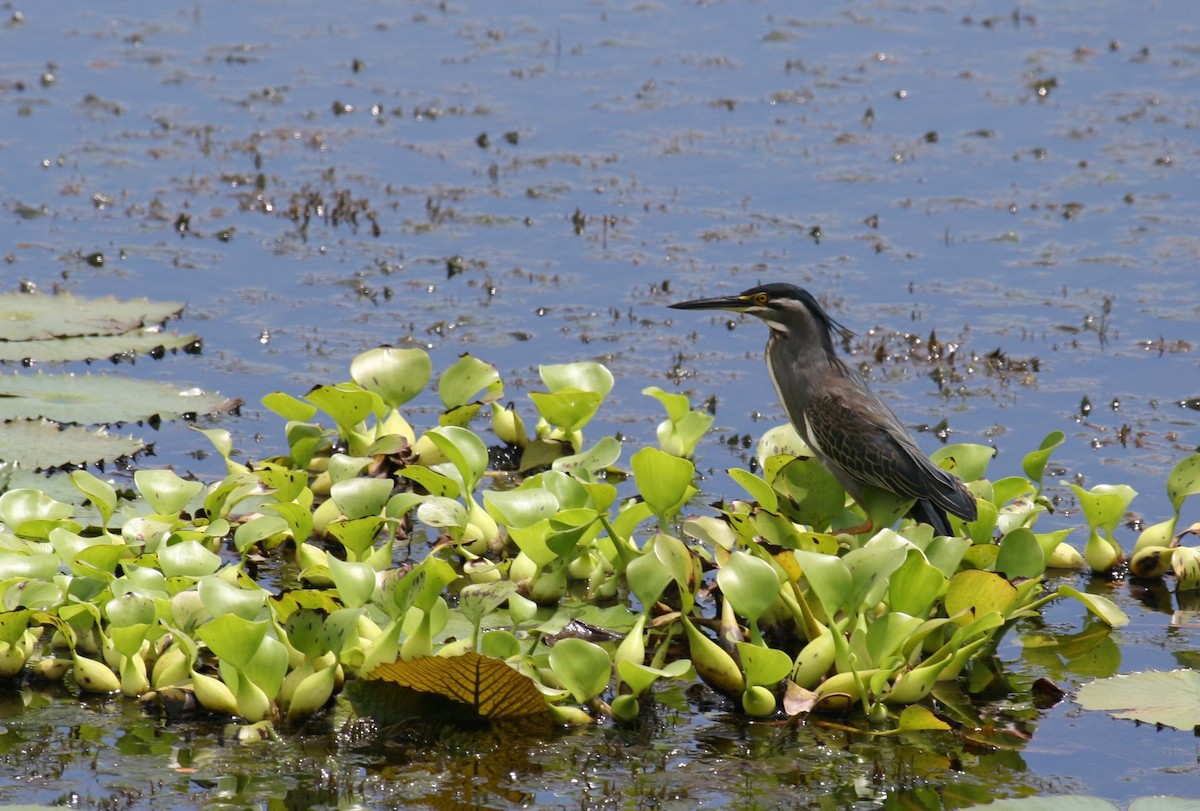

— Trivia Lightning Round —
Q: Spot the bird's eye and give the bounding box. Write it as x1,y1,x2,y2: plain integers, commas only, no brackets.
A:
752,292,770,306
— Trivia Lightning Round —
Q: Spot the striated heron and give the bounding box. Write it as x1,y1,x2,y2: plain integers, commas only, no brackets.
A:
670,282,977,536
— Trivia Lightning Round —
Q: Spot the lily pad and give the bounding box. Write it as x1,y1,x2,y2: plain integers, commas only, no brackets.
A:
0,372,235,425
0,292,183,341
1076,670,1200,730
0,420,144,470
0,331,200,364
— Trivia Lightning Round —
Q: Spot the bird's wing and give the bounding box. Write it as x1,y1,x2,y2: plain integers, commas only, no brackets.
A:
805,388,963,507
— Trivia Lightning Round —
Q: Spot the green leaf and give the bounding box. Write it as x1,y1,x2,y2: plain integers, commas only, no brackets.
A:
994,527,1045,579
196,614,268,671
735,642,792,687
425,426,489,494
626,550,674,611
1055,584,1130,627
1077,670,1200,730
547,637,612,703
158,540,222,579
439,354,502,409
728,468,778,514
631,447,696,524
1021,430,1065,489
262,391,318,422
484,484,559,527
552,436,622,477
327,555,379,609
540,362,613,397
716,551,779,623
306,385,377,432
930,443,994,482
350,347,432,409
887,548,944,618
330,477,394,520
896,704,951,731
1167,453,1200,513
0,488,74,529
134,470,204,516
1070,483,1137,535
199,576,266,621
793,549,852,619
69,470,117,526
528,390,603,434
0,420,144,471
0,371,230,426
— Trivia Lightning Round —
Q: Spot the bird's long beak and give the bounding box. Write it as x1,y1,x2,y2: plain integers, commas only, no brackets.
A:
668,294,750,312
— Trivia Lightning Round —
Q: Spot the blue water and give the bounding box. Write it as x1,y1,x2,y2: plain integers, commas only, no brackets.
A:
2,0,1200,806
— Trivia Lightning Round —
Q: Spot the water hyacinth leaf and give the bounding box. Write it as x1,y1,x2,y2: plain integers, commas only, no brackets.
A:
625,551,674,612
0,421,145,471
262,391,318,422
198,576,266,621
0,371,233,426
930,443,994,483
480,630,520,660
528,389,603,434
728,469,778,514
255,467,307,503
327,556,378,609
196,614,269,671
1076,669,1200,730
547,637,612,704
887,549,944,618
69,470,117,526
242,633,289,700
326,516,387,561
766,455,847,530
1070,483,1137,535
417,497,468,531
484,487,560,529
425,426,489,493
460,581,518,628
653,532,699,612
864,612,924,666
0,553,60,580
540,362,614,397
398,465,460,499
1021,430,1066,489
843,530,910,611
793,549,852,619
1056,585,1129,627
367,651,548,719
350,346,432,410
439,354,502,410
306,385,378,431
552,435,622,477
233,514,290,553
134,470,204,517
682,516,738,553
158,540,222,579
631,447,696,524
736,642,792,688
896,704,951,731
643,386,713,458
944,570,1017,626
717,551,779,624
330,477,393,520
1167,453,1200,513
994,527,1045,579
0,490,75,533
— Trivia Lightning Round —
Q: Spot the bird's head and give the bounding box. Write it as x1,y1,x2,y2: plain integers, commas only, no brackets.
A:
669,283,851,352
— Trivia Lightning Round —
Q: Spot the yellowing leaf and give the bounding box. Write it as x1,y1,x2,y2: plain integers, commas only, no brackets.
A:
367,651,549,719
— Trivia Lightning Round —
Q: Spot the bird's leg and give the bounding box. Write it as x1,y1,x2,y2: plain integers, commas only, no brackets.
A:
836,518,874,536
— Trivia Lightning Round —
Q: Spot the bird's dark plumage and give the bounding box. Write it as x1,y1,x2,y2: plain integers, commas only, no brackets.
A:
670,283,977,535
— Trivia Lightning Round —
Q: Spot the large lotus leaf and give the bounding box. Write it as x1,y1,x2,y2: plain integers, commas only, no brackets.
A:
0,372,234,425
0,331,200,364
0,292,183,341
0,420,144,470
